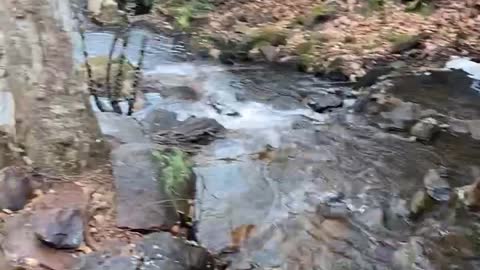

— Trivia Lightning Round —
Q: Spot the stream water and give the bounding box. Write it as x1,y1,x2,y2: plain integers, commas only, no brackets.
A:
74,14,480,270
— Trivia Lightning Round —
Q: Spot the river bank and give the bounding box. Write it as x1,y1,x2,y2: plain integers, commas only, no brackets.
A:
143,0,480,81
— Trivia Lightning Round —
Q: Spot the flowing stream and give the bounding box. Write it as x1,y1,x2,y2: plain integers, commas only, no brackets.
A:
74,10,480,269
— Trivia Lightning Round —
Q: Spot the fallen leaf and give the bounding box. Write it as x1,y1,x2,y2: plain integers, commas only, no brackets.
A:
230,224,256,250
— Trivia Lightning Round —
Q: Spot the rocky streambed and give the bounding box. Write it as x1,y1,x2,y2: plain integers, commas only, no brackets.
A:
1,1,480,270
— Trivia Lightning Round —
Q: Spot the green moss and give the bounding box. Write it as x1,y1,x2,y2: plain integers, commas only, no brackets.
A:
405,0,435,16
367,0,385,11
152,148,194,213
298,54,315,71
295,42,313,55
303,4,336,26
250,26,288,47
386,33,416,46
165,0,213,30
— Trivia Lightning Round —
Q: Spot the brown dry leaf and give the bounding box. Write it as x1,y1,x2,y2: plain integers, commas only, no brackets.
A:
77,244,93,254
230,224,256,250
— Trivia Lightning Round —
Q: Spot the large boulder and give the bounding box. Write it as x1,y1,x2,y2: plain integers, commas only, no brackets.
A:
111,143,178,230
0,166,33,211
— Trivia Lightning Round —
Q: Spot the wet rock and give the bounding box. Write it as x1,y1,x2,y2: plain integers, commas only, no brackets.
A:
75,232,212,270
2,214,77,270
409,190,434,217
380,102,421,131
136,232,212,269
0,92,15,137
306,93,343,113
96,113,149,146
393,237,434,270
74,253,139,270
259,45,278,62
456,178,480,208
112,143,178,230
410,117,439,141
33,208,84,249
385,198,409,230
153,117,226,149
449,118,470,134
207,95,240,116
138,108,180,135
423,169,451,202
353,67,393,89
357,208,385,230
467,120,480,140
160,85,201,101
0,166,33,211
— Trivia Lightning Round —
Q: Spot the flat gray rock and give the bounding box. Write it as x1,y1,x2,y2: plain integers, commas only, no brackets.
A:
96,113,149,145
112,143,177,230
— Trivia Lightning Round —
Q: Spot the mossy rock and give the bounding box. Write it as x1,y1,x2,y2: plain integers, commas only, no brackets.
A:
304,4,336,27
297,54,315,72
294,42,313,55
164,0,213,30
152,148,195,215
249,26,288,47
387,33,428,53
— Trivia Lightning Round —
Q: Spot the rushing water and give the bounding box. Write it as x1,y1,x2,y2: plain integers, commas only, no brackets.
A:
77,21,480,269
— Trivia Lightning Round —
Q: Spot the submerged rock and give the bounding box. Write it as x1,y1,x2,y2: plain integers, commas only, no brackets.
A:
306,93,343,113
410,117,439,141
423,168,451,202
33,208,84,249
0,167,33,211
112,143,178,230
393,237,434,270
380,102,421,131
409,190,434,217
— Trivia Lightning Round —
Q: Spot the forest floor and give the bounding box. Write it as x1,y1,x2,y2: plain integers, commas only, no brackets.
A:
148,0,480,80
